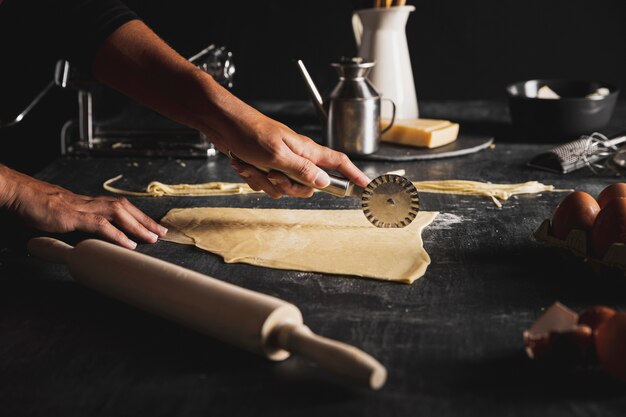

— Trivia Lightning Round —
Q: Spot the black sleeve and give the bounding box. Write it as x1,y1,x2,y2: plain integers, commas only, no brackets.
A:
1,0,139,74
56,0,140,72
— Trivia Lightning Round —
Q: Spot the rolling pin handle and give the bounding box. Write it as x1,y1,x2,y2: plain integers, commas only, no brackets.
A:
27,237,73,264
273,323,387,390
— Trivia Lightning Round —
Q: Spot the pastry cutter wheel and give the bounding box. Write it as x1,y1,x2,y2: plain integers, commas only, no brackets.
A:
229,152,420,228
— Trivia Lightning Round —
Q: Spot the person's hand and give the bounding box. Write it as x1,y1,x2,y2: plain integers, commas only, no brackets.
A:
0,166,166,249
203,100,371,199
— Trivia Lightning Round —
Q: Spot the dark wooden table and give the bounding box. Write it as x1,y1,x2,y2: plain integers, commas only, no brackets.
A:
2,101,626,416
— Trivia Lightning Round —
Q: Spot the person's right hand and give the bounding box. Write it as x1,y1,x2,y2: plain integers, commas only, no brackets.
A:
226,117,370,198
199,91,371,199
0,165,167,249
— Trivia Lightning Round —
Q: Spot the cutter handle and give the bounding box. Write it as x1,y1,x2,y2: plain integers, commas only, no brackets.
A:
274,323,387,390
228,151,354,197
323,174,353,197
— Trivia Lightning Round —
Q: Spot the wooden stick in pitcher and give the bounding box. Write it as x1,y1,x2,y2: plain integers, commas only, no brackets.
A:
374,0,407,7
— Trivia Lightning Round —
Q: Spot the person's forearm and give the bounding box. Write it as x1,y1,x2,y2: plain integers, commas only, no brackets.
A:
91,19,370,195
91,20,238,150
0,165,16,210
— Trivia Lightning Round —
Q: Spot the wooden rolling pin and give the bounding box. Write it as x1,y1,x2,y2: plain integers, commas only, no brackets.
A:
27,237,387,390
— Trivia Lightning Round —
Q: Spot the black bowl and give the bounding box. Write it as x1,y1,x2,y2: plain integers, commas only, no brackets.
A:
506,79,619,140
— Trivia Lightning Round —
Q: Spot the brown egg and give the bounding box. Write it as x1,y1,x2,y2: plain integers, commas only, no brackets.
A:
578,306,616,334
595,312,626,381
591,197,626,257
551,191,600,239
597,183,626,209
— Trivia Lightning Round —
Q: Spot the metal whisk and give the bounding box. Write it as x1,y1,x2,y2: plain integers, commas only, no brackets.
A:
528,132,626,174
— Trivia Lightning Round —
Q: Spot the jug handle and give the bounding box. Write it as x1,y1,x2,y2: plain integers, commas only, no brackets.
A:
381,98,397,134
352,13,363,48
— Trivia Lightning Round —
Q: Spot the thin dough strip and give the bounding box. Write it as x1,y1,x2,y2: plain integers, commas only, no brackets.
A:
412,180,571,208
103,174,262,197
102,175,569,206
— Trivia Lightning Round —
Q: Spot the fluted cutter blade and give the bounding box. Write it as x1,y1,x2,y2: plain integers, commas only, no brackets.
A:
361,174,420,228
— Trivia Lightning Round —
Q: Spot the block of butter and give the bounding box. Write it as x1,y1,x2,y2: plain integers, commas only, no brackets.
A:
381,118,460,149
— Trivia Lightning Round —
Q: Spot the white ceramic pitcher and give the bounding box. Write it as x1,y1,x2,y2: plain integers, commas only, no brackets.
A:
352,5,418,119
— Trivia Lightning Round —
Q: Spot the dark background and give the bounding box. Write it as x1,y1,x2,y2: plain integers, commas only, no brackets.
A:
1,0,626,173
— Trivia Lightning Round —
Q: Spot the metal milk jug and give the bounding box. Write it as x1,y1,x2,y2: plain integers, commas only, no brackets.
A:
296,57,396,156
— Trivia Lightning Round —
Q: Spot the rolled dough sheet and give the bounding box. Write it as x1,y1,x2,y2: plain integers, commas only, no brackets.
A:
160,207,439,284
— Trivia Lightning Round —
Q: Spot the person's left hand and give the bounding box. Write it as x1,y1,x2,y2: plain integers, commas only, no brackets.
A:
0,166,166,249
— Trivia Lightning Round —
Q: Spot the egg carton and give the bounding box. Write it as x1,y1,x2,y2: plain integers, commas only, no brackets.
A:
534,219,626,276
